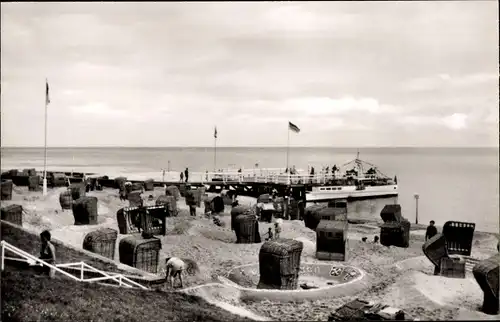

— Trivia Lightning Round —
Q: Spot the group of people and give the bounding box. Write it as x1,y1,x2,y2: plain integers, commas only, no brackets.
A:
179,168,189,183
264,219,282,241
308,165,339,176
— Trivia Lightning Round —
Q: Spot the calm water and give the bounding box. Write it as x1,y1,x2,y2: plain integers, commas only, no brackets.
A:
1,147,498,233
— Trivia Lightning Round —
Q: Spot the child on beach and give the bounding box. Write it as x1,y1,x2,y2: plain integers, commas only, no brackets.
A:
265,227,274,241
274,219,282,239
37,230,56,278
179,172,184,182
425,220,438,241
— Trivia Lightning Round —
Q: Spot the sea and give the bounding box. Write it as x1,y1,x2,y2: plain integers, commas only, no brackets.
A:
1,147,498,233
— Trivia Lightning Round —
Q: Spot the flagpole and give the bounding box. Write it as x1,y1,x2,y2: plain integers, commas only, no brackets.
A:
42,79,48,196
286,124,290,171
214,126,217,172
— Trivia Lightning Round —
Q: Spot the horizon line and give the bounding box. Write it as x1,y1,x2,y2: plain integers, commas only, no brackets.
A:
1,145,498,149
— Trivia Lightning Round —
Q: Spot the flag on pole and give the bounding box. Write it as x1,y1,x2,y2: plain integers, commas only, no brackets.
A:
45,79,50,105
288,121,300,133
214,126,217,139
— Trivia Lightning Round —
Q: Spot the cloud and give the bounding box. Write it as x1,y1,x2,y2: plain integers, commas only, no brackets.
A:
399,113,469,130
442,113,468,130
403,73,498,92
277,97,397,117
0,1,497,147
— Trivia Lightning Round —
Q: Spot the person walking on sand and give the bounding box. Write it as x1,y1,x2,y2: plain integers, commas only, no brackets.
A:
179,171,184,183
37,230,56,278
184,168,189,183
165,257,187,288
425,220,438,241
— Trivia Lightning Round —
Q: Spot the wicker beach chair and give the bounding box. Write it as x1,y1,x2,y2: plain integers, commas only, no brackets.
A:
1,204,23,226
212,195,225,214
117,207,141,234
144,179,154,191
193,187,206,207
304,205,347,230
156,195,177,217
273,197,285,218
257,193,272,203
28,175,40,191
131,182,144,192
119,235,162,273
127,191,143,207
52,173,67,187
257,239,303,290
165,185,181,201
1,179,13,201
231,205,253,231
234,214,260,244
114,177,127,190
59,191,73,210
69,183,86,200
379,204,410,248
24,168,36,176
12,172,30,186
316,220,348,261
143,205,168,235
72,196,98,225
439,256,466,279
287,198,304,220
422,233,450,275
473,253,500,315
83,228,118,260
442,221,475,256
178,183,186,197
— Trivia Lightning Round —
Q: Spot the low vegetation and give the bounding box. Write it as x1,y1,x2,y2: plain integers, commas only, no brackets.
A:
1,267,253,322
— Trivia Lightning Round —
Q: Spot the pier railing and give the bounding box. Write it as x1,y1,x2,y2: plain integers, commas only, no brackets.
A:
189,171,341,185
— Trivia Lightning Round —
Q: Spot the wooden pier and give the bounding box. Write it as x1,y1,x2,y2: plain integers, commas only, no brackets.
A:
2,169,333,203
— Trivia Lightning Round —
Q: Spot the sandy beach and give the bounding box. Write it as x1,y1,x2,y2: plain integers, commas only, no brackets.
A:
2,185,499,321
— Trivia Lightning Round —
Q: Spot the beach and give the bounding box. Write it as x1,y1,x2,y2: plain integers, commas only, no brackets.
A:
2,184,498,321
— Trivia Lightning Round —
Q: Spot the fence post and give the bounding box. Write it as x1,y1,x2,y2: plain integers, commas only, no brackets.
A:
80,262,84,281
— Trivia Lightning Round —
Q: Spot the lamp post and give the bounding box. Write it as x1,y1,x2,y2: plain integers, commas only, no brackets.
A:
414,193,420,225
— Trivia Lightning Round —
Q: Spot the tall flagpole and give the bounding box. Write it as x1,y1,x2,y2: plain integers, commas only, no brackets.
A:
43,79,49,196
214,126,217,172
286,123,290,172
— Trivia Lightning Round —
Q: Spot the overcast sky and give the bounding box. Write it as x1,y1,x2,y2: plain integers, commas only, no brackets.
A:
1,1,498,147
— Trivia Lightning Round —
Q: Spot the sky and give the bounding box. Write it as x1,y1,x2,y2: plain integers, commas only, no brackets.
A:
1,1,498,148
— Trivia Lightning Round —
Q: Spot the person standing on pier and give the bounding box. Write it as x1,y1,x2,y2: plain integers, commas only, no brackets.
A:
179,171,184,183
184,168,189,183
